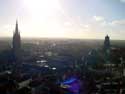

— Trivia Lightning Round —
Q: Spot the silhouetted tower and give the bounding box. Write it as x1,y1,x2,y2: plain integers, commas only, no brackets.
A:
12,21,21,62
104,35,110,52
104,35,111,64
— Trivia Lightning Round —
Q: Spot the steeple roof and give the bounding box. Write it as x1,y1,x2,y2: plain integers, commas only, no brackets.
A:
15,20,19,33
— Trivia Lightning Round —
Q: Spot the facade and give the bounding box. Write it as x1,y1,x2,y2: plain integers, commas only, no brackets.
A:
12,21,21,62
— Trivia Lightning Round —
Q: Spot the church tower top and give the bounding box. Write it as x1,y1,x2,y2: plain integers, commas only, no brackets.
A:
104,35,110,51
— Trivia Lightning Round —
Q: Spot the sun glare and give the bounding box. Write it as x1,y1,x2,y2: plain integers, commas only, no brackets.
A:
22,0,65,38
23,0,61,19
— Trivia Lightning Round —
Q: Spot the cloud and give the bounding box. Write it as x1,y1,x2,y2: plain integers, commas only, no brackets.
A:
0,24,14,37
120,0,125,3
93,16,105,22
83,25,89,28
3,24,14,30
111,19,125,25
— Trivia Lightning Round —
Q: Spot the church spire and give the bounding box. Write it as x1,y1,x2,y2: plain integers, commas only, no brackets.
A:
12,20,21,63
15,20,19,33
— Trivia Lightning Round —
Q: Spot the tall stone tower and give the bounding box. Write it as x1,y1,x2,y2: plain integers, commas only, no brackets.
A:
104,35,110,63
104,35,110,52
12,21,21,62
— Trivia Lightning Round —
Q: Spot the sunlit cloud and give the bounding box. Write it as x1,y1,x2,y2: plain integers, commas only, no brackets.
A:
111,19,125,25
93,16,105,22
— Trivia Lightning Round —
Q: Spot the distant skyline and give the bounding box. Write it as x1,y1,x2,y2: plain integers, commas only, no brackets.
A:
0,0,125,39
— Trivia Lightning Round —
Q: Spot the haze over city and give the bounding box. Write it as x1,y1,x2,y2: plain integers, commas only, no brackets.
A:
1,0,125,94
0,0,125,39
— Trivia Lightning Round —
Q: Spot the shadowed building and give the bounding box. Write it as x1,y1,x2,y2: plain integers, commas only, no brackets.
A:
104,35,111,64
104,35,110,52
12,21,21,63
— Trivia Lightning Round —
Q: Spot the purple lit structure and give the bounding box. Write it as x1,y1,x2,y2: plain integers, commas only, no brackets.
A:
61,77,80,94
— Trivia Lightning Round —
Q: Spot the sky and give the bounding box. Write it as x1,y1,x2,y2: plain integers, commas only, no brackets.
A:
0,0,125,39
